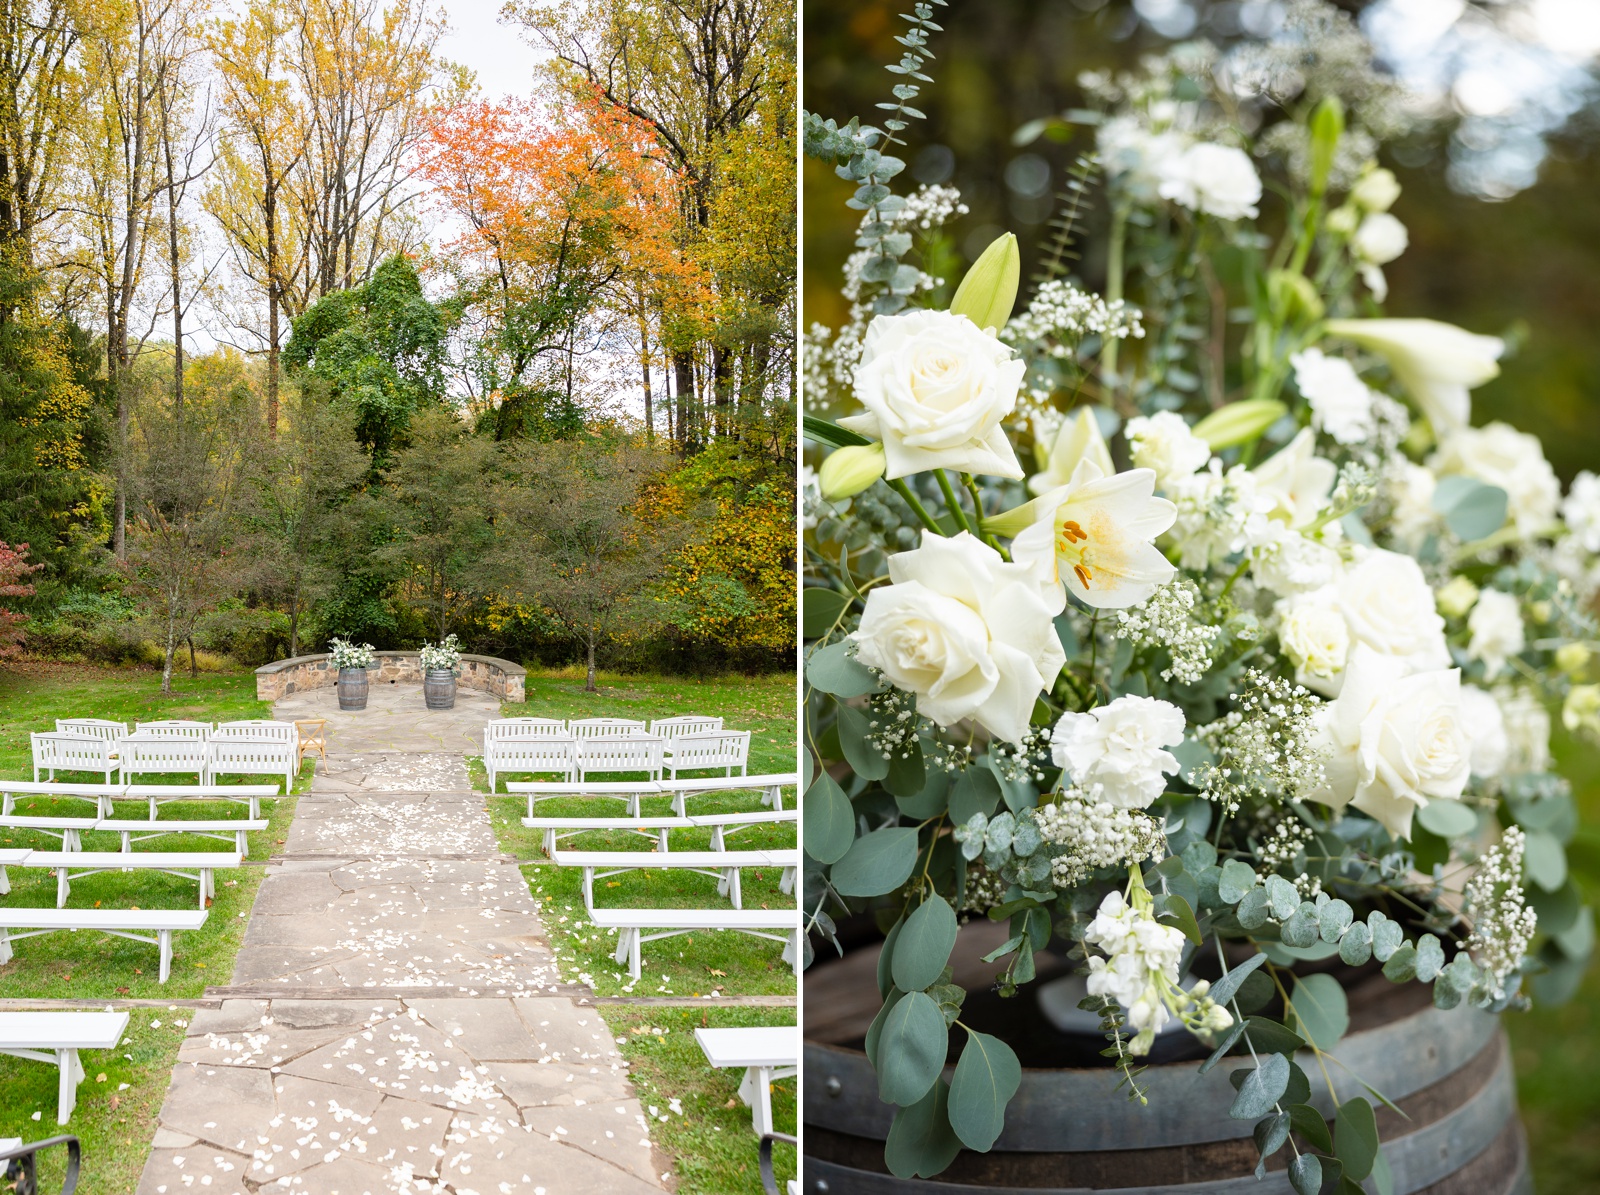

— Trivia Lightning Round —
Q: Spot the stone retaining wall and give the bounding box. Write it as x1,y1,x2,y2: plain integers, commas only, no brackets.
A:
255,652,526,703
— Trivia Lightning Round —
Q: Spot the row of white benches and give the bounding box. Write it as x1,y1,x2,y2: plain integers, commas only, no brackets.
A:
0,813,266,854
505,771,796,819
484,715,723,741
483,732,751,792
2,781,280,819
0,847,240,909
32,732,297,788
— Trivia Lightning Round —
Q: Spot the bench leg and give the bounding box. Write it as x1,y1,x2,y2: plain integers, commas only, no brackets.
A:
718,867,743,910
120,831,131,853
738,1065,776,1137
237,829,248,854
780,866,796,896
0,928,11,964
782,930,800,974
159,929,172,983
57,1047,82,1124
0,863,8,895
56,868,69,908
712,826,726,852
200,868,213,908
65,829,81,853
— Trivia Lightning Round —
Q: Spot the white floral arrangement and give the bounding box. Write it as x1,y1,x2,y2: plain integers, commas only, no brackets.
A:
802,1,1598,1185
419,634,462,673
327,638,376,670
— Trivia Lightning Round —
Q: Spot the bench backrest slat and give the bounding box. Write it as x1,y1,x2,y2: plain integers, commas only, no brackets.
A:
133,720,213,739
575,736,662,777
55,719,128,742
484,718,567,742
667,731,751,770
568,718,648,740
31,734,115,771
213,721,296,745
649,715,724,740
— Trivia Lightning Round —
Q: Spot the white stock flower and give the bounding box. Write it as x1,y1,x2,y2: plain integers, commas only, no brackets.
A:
1459,685,1510,780
1278,592,1351,685
1353,213,1408,264
841,309,1025,480
1324,318,1503,430
1166,459,1275,570
1029,407,1115,497
853,531,1066,744
1499,688,1551,773
1432,422,1560,536
1011,461,1178,610
1334,548,1451,674
1309,646,1470,839
1051,695,1186,810
1158,143,1262,220
1466,589,1525,680
1291,348,1377,445
1561,471,1600,552
1388,461,1441,546
1083,890,1186,1034
1124,411,1211,490
1351,168,1401,212
1098,117,1188,202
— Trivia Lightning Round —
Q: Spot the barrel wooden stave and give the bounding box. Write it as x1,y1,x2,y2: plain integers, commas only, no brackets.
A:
423,668,456,710
336,667,369,711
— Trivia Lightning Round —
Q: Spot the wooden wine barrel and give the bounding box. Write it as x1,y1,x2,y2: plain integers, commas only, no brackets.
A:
336,667,369,711
805,935,1530,1195
423,668,456,710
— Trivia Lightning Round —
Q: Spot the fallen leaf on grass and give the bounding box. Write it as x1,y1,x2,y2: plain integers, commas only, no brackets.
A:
724,1098,739,1109
96,1073,106,1083
116,987,129,995
708,969,726,977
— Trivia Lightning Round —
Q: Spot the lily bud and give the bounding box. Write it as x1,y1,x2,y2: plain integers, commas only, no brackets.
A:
1267,269,1324,325
1556,642,1591,677
1351,167,1401,213
1563,684,1600,738
818,442,887,499
950,232,1021,334
1324,318,1502,430
1190,399,1287,450
1308,95,1344,199
1029,408,1115,496
1435,576,1479,620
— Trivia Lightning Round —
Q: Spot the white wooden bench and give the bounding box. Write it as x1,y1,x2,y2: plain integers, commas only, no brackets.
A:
97,818,267,855
664,731,751,779
507,779,659,819
553,848,798,910
484,735,574,794
657,772,800,816
485,716,567,738
206,737,296,789
0,908,208,982
0,1011,130,1123
55,718,128,744
649,715,724,741
19,850,241,909
30,734,117,785
695,1025,799,1137
0,781,120,818
119,734,209,784
124,784,278,819
568,717,647,739
574,736,663,783
522,808,799,855
213,720,295,743
584,899,802,980
133,719,212,739
0,814,99,852
0,848,31,894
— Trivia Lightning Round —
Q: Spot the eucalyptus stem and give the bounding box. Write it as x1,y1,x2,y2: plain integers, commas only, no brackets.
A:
887,477,943,534
1100,202,1129,387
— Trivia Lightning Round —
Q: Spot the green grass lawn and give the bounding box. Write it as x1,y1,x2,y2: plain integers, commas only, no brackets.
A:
480,667,800,1193
0,661,305,1192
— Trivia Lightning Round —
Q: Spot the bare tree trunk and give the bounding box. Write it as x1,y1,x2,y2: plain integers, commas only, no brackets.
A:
712,344,732,439
162,608,177,696
266,180,280,436
585,637,597,693
188,635,197,677
638,316,653,442
114,380,128,559
672,351,695,454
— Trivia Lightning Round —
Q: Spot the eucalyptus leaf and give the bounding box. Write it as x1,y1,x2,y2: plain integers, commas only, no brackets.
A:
893,897,959,993
1431,475,1508,541
1237,886,1272,930
949,767,1003,825
1381,941,1418,983
878,991,950,1106
884,738,927,797
1288,1153,1324,1195
1229,1053,1289,1120
1334,1096,1379,1180
836,703,890,781
806,639,882,697
1219,859,1258,904
1416,799,1478,839
803,771,855,865
947,1030,1022,1152
877,919,903,999
1198,1019,1248,1073
802,588,852,638
1210,953,1268,1008
1339,919,1373,966
1281,904,1320,949
1369,912,1403,962
1288,1103,1334,1153
1318,899,1353,944
1290,974,1349,1051
1253,1111,1291,1161
884,1079,963,1179
1265,875,1300,921
831,827,920,898
1243,1017,1305,1056
1414,934,1446,983
1523,828,1568,891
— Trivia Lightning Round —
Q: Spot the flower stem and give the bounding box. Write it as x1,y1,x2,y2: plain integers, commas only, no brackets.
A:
1101,202,1129,388
960,472,1010,557
887,478,944,534
934,469,978,536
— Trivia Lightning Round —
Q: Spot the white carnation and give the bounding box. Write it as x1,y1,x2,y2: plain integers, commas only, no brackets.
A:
1458,685,1510,780
1124,411,1211,490
1466,589,1525,681
1432,422,1560,536
1158,143,1262,221
1051,695,1185,810
853,531,1066,744
841,309,1026,480
1098,117,1188,202
1291,347,1376,445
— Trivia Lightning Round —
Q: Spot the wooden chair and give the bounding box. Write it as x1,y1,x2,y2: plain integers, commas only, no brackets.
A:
295,719,328,768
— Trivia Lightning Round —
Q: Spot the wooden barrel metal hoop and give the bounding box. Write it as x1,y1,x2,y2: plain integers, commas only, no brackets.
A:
423,668,456,710
804,999,1529,1195
336,667,369,711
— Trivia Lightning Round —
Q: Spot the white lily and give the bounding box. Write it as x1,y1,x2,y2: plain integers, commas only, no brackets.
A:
1252,427,1338,529
1323,318,1503,430
1028,408,1115,496
1006,459,1178,610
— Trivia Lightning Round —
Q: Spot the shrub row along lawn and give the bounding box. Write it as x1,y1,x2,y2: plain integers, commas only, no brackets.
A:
479,668,799,1194
0,662,306,1192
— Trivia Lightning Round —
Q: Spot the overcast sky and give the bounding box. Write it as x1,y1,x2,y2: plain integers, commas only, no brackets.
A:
435,0,549,102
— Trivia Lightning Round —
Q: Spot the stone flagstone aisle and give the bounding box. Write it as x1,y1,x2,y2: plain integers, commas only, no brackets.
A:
135,686,670,1195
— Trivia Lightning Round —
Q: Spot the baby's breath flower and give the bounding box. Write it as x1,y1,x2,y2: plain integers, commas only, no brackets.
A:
1114,578,1222,684
1195,670,1327,816
1003,280,1145,358
1463,826,1538,999
1035,790,1168,887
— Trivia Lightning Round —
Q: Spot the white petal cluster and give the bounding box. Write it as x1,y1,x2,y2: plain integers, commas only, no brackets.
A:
1560,470,1600,552
1004,280,1145,357
1158,143,1262,220
1114,578,1221,685
1125,411,1212,491
842,309,1026,481
853,531,1067,745
1464,826,1538,999
1432,422,1560,536
1035,795,1168,888
1051,695,1186,810
1166,459,1275,571
1458,685,1510,780
1325,319,1502,431
1291,347,1378,446
1466,589,1526,680
1277,594,1352,684
1083,891,1187,1034
1498,687,1552,773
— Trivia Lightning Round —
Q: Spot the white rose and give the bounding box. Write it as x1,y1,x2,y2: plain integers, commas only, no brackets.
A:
1466,588,1525,680
1432,422,1560,536
841,309,1026,480
1124,411,1211,490
853,531,1065,743
1499,688,1551,773
1291,348,1376,445
1352,213,1408,265
1278,593,1351,685
1333,548,1451,673
1051,695,1186,810
1458,685,1510,780
1562,471,1600,552
1309,646,1470,839
1324,318,1503,430
1158,143,1262,221
1351,168,1401,212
